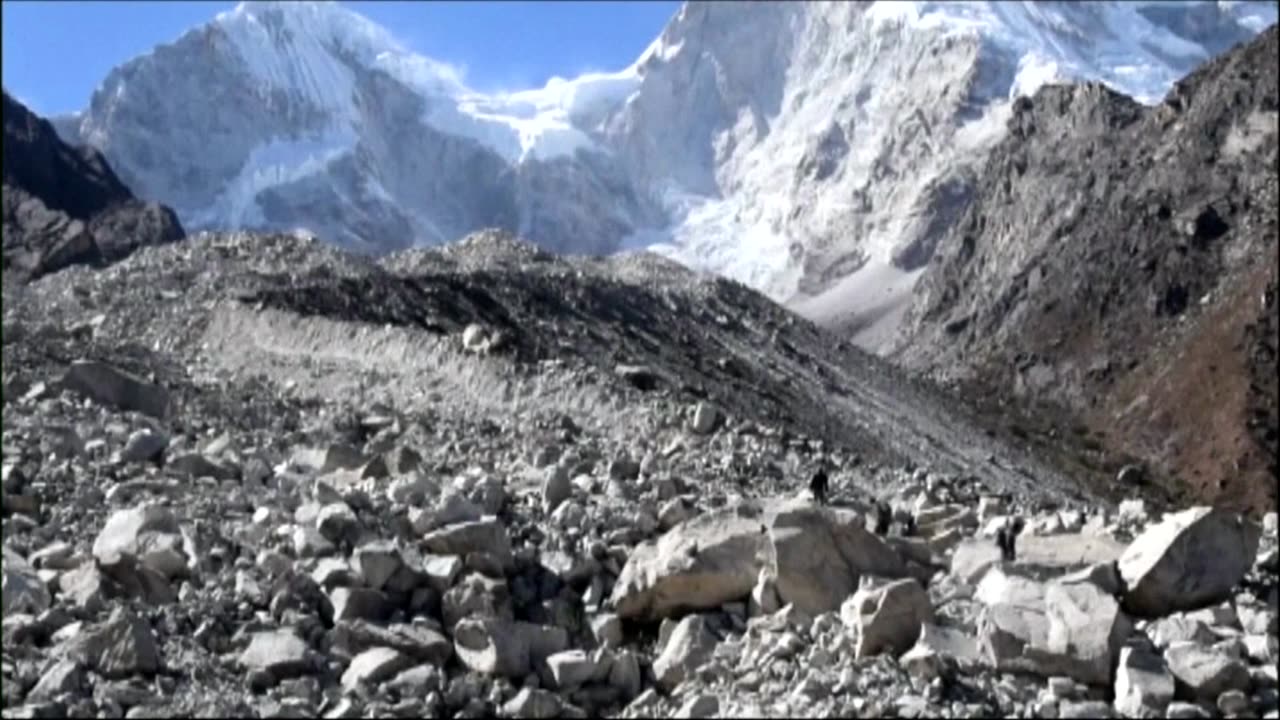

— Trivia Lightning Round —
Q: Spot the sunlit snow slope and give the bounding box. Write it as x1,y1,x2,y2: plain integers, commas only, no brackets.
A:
57,0,1276,348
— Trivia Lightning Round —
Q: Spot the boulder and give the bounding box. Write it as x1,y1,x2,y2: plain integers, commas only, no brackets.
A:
1216,690,1250,717
1237,600,1277,636
1118,508,1261,618
590,613,624,649
315,503,360,545
610,505,769,621
653,614,718,691
386,664,442,696
2,546,50,615
452,618,568,679
340,647,413,690
27,660,85,702
59,562,113,611
690,402,721,434
900,623,983,681
541,467,572,514
350,541,403,591
608,650,643,700
422,554,464,593
976,567,1129,686
1114,645,1176,718
329,621,453,666
1037,531,1124,567
765,499,907,615
91,504,189,580
1164,702,1214,719
461,324,489,353
842,578,934,658
952,533,1126,586
748,567,781,617
1043,577,1132,686
330,587,389,623
442,573,512,631
1059,700,1114,718
503,688,563,719
676,694,720,719
65,608,159,678
975,565,1046,609
94,552,177,606
611,497,907,621
422,518,514,572
950,540,1005,585
979,601,1051,675
239,630,315,681
1163,641,1251,701
1147,615,1217,649
61,361,172,419
119,429,167,463
545,649,599,691
167,452,237,481
291,444,366,474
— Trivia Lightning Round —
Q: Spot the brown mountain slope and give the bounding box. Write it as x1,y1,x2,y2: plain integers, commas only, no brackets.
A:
895,26,1279,514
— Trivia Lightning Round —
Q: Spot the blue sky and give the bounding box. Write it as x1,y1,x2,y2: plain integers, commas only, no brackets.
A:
1,1,681,115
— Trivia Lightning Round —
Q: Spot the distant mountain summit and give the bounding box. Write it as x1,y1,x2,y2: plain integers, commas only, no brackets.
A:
54,1,1276,322
2,91,184,282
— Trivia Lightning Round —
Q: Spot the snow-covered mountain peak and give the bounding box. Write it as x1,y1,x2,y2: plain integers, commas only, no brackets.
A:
205,0,651,165
210,1,466,119
216,0,410,64
56,0,1276,339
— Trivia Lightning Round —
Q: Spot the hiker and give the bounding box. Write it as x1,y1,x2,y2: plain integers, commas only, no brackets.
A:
873,501,893,535
810,467,830,505
997,516,1025,561
902,511,917,537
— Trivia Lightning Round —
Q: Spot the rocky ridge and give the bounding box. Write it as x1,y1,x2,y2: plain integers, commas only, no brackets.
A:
1,92,185,284
896,25,1280,513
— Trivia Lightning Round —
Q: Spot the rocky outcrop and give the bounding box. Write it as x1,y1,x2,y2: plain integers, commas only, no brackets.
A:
1118,507,1262,618
609,496,905,621
898,26,1280,513
2,91,184,281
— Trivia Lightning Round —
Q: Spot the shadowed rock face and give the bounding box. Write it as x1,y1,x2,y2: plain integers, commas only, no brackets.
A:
897,26,1280,513
2,91,185,281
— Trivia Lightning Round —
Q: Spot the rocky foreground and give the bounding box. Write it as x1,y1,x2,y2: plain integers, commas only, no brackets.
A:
2,232,1278,718
1,374,1276,720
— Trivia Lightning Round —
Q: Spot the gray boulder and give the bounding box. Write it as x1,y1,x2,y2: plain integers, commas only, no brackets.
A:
842,578,934,658
1114,645,1175,718
1118,507,1261,618
611,496,905,621
653,614,718,691
452,618,568,679
2,546,50,616
61,361,172,419
65,608,160,678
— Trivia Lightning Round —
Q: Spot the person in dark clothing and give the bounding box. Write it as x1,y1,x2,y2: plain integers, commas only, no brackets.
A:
902,512,917,537
873,501,893,535
809,468,830,505
995,526,1010,559
996,516,1025,561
